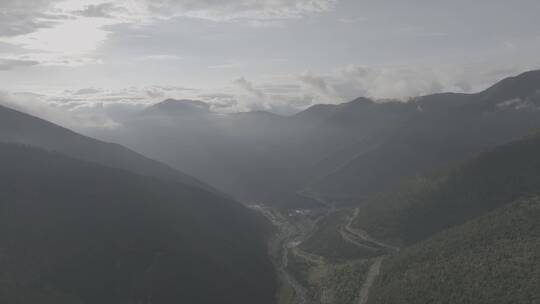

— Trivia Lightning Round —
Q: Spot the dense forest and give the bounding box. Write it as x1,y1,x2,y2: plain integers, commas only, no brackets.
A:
295,128,540,304
368,197,540,304
352,131,540,246
0,143,276,304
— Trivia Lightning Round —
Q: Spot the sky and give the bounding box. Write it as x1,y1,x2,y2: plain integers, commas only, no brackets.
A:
1,0,540,128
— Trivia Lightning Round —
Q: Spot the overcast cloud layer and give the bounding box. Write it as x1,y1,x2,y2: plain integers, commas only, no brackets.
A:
1,0,540,129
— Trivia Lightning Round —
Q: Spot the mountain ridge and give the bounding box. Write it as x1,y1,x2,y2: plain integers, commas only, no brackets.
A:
0,142,276,304
0,103,216,193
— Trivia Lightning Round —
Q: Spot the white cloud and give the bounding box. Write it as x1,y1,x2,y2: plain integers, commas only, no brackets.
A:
299,72,330,94
2,0,540,121
305,62,540,102
0,85,183,131
230,76,334,114
0,0,65,37
234,77,265,99
3,15,113,55
0,53,103,68
0,90,91,128
74,88,102,95
134,0,337,22
336,65,448,100
0,0,337,69
0,58,40,70
0,1,118,67
75,2,128,18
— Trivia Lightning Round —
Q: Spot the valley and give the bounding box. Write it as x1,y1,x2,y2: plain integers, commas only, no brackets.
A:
253,202,398,304
250,204,326,304
1,69,540,304
2,2,540,303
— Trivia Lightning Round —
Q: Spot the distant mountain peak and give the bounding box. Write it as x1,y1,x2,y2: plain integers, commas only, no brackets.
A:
145,99,211,116
292,97,376,122
348,97,375,106
412,69,540,112
158,98,209,107
479,69,540,102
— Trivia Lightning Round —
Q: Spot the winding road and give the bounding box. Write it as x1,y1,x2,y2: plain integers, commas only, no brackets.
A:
339,208,399,304
343,208,400,253
252,204,398,304
250,204,324,304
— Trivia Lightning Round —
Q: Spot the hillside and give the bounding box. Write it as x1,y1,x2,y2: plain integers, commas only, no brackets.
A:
0,104,211,191
295,127,540,304
312,70,540,203
352,131,540,246
0,143,276,304
90,70,540,208
103,97,418,206
367,197,540,304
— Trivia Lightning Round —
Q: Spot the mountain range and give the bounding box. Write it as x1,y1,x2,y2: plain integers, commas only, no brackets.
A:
2,69,540,304
93,70,540,207
294,105,540,304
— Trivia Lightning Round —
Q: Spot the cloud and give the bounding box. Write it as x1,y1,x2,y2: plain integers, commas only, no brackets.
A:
320,63,540,102
296,72,345,106
229,76,331,114
0,0,337,69
74,88,102,95
144,88,165,99
234,77,265,99
0,1,118,68
0,90,84,128
0,58,40,70
4,17,113,55
0,84,192,131
0,88,155,132
75,2,127,18
255,62,540,113
0,0,64,37
198,93,238,110
3,53,103,68
299,72,332,95
0,0,337,40
136,0,338,22
336,65,449,100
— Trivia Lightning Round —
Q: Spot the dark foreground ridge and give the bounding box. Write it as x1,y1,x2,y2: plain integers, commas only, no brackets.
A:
0,143,276,304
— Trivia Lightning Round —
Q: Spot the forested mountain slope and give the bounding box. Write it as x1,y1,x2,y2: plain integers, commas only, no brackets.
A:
312,70,540,203
352,131,540,246
367,197,540,304
92,70,540,208
297,128,540,304
0,143,276,304
102,96,418,206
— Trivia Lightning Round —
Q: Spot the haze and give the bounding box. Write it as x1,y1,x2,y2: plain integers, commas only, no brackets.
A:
1,0,540,128
2,2,540,304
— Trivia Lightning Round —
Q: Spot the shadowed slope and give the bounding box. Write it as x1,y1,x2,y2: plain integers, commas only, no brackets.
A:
0,143,276,304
